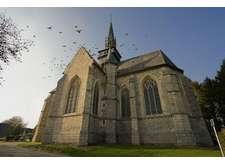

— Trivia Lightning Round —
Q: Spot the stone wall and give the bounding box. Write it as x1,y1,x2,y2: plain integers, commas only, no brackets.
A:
117,66,213,146
117,67,178,145
138,115,176,145
41,90,57,143
86,63,106,145
180,75,213,146
100,63,118,144
58,48,98,145
40,48,100,145
57,114,83,144
37,47,213,146
32,95,52,142
116,119,132,144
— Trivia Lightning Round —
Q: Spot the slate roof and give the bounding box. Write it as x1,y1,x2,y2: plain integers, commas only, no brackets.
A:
117,49,183,76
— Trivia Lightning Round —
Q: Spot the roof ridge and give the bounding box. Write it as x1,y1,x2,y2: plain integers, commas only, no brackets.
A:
119,49,161,65
118,49,184,75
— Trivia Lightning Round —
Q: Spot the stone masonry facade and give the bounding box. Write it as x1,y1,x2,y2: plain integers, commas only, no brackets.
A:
33,22,213,146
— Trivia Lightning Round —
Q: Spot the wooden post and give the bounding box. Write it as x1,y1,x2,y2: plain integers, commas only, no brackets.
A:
210,119,224,157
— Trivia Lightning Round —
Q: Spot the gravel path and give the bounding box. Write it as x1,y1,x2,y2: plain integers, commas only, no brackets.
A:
0,142,65,157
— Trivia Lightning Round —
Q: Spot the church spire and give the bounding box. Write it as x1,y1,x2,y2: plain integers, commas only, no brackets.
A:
98,20,121,65
105,20,116,48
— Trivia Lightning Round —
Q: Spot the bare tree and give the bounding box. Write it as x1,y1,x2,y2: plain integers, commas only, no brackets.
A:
0,12,33,84
3,116,27,137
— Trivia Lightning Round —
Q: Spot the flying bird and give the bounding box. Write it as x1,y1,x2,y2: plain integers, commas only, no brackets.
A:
47,26,53,30
125,33,129,36
76,29,82,33
62,45,67,48
74,25,78,28
58,31,63,34
119,43,125,47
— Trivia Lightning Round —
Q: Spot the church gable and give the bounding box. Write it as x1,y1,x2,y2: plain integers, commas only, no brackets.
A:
64,47,97,77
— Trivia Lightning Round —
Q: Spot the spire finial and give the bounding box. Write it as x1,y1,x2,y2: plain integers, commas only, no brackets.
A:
110,14,112,23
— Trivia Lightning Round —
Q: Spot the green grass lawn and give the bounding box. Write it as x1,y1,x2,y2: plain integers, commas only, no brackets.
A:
18,142,221,157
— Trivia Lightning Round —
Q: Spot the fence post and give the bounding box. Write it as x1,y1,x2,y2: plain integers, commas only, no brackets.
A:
210,119,224,157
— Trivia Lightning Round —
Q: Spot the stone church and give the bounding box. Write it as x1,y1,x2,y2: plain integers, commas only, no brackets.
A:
33,22,213,146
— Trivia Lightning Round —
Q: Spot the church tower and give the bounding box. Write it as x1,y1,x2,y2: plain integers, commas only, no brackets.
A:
97,21,120,144
98,22,121,65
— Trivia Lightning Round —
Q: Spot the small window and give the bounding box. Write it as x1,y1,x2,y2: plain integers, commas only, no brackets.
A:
121,87,131,118
93,82,99,115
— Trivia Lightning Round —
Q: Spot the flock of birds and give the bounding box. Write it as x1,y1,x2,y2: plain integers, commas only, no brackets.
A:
0,22,150,85
22,24,86,80
19,23,150,81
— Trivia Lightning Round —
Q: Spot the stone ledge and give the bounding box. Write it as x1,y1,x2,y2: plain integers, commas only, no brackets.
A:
63,113,82,117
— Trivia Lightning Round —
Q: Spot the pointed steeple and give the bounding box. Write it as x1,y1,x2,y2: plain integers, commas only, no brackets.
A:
98,21,121,65
105,21,116,48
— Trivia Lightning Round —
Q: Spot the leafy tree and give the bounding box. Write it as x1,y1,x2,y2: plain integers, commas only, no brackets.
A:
197,59,225,130
199,78,217,120
191,81,201,102
3,116,27,137
214,59,225,121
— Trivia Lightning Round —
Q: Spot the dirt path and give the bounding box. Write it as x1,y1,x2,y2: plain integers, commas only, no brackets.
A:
0,142,65,157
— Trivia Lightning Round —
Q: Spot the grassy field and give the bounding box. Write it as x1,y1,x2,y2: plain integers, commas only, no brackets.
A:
18,142,221,157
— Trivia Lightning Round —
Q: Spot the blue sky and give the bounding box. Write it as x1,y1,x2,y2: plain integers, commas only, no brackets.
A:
0,8,224,127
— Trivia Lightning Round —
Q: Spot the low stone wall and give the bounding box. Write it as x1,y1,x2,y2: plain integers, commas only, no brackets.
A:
56,115,83,144
116,119,132,144
138,114,177,145
189,117,213,146
88,115,103,144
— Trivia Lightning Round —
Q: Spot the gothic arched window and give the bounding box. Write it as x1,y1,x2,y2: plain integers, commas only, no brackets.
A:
143,79,162,115
65,77,80,114
121,87,131,118
93,82,99,115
